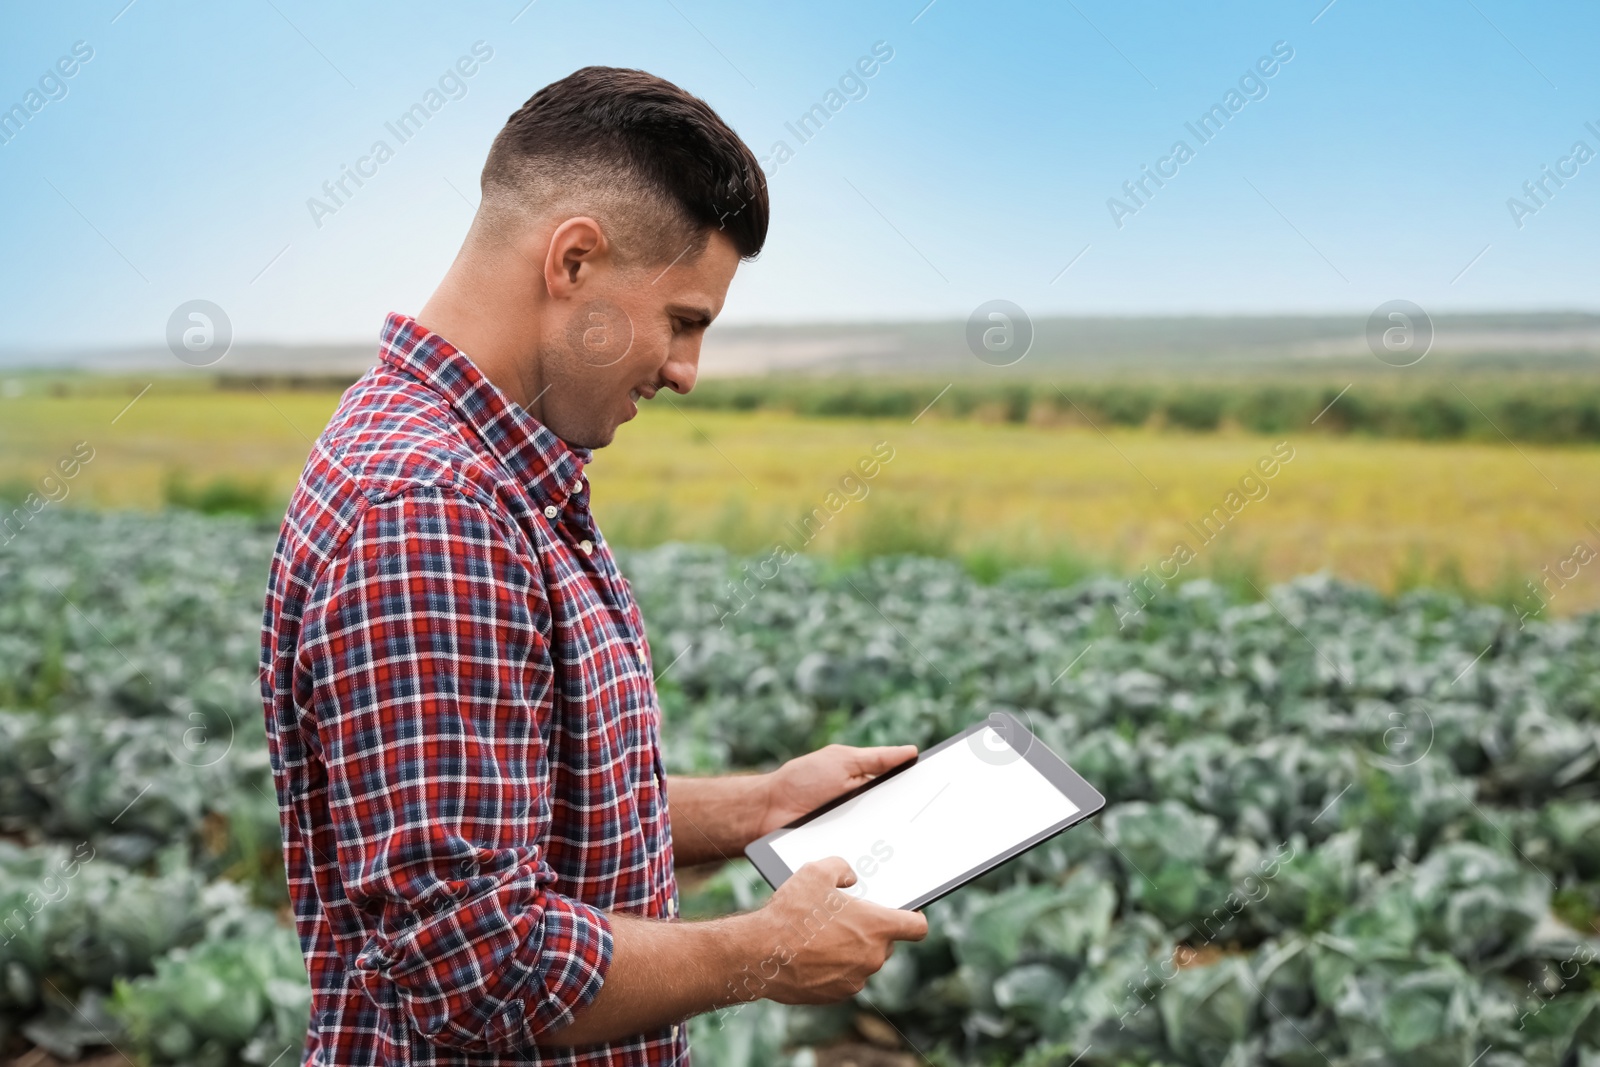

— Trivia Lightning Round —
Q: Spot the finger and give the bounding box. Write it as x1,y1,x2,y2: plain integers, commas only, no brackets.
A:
886,907,929,941
803,855,856,887
849,744,919,777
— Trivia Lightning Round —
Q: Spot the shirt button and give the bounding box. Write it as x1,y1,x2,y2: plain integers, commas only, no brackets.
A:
572,479,583,494
578,539,593,555
543,505,558,519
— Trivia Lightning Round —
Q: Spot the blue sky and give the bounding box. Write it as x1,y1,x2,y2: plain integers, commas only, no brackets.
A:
1,0,1596,349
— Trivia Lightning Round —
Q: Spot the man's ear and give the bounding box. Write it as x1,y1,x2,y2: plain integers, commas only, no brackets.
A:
544,216,609,300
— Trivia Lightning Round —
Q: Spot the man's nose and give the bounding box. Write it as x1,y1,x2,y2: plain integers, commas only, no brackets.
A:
661,343,700,395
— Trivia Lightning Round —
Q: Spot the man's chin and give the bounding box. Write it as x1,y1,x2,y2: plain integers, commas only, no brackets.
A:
557,421,619,451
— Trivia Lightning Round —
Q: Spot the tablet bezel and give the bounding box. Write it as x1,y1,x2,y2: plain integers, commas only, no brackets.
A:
742,711,1106,911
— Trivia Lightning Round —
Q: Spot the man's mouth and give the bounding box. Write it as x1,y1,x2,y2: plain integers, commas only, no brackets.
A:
625,384,658,421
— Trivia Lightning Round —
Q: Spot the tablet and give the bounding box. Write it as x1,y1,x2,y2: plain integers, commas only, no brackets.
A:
744,711,1105,911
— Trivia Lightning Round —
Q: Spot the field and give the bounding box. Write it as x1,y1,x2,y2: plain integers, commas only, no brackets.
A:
1,510,1598,1066
3,377,1600,613
3,365,1600,1063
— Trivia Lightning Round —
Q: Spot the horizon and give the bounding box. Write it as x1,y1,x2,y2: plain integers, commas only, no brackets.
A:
7,306,1600,361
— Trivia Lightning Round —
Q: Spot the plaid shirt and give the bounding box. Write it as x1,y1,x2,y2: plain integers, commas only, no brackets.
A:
260,313,685,1067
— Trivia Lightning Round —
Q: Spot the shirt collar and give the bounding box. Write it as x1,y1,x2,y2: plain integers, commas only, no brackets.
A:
377,312,590,512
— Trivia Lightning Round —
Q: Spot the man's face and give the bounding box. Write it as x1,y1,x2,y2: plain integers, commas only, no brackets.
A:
539,229,740,449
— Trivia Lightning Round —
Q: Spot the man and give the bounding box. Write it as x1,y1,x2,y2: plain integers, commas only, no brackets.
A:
259,66,927,1067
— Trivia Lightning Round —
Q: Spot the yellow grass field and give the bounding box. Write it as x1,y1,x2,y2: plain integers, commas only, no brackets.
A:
4,380,1598,613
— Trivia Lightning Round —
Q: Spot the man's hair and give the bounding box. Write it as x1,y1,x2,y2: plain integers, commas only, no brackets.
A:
480,66,768,267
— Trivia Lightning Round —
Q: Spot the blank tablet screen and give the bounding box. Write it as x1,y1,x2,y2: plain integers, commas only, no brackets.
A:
766,726,1081,909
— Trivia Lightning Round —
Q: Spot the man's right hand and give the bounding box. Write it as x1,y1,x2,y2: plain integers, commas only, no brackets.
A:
747,857,929,1005
535,857,930,1047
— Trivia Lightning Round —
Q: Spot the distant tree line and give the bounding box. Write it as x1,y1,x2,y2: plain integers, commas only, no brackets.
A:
673,378,1600,444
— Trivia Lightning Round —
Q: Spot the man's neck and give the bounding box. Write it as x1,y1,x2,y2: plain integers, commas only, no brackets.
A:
416,252,545,413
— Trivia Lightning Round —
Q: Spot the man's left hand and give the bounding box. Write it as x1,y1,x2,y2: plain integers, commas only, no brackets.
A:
758,743,919,837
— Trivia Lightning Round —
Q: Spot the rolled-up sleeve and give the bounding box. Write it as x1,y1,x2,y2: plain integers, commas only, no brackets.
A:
299,486,612,1051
